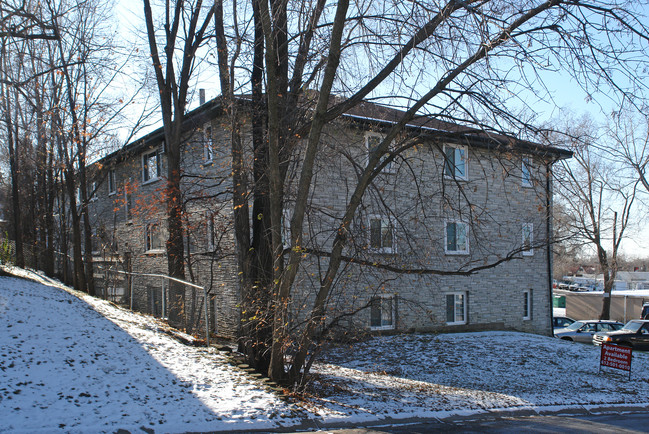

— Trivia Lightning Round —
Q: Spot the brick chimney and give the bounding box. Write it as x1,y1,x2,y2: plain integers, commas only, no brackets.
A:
199,88,206,105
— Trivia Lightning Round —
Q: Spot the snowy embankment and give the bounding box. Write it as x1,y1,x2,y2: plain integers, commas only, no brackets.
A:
3,267,649,432
0,268,298,433
309,330,649,423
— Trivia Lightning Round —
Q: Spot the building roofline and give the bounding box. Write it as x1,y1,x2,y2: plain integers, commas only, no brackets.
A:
100,94,571,167
341,111,572,161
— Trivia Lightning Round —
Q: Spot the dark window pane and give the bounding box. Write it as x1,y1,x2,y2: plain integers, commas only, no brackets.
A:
370,298,381,327
446,222,456,251
370,218,382,249
446,294,455,323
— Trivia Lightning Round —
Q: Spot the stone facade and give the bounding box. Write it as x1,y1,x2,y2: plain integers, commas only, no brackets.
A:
87,98,568,340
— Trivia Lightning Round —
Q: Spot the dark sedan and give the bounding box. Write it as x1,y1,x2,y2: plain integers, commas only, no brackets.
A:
593,320,649,350
553,316,576,329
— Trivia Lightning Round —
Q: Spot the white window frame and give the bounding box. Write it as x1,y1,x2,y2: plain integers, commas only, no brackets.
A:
443,144,468,180
142,148,161,184
145,222,165,253
369,294,396,330
522,223,533,256
368,214,396,254
523,289,532,320
203,126,214,163
522,156,533,187
444,220,469,255
108,169,116,195
446,291,468,325
365,132,395,174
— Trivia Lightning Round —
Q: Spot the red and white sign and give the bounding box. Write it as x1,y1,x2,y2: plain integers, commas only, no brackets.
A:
600,343,632,372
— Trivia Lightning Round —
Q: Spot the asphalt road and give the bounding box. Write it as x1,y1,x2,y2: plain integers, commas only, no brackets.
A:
315,412,648,433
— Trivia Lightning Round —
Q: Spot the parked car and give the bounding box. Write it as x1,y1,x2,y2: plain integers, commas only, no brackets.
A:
554,320,624,343
593,320,649,350
553,316,576,329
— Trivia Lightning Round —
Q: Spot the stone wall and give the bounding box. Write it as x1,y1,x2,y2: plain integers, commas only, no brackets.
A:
87,110,556,341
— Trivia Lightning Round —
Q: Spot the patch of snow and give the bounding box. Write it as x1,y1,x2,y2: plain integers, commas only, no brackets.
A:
307,331,649,424
0,267,299,433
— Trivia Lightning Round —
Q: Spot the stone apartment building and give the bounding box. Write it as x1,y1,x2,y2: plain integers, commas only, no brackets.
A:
87,96,571,339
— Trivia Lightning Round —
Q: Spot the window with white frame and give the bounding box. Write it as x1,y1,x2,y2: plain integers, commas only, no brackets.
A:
522,157,533,187
370,295,395,330
108,169,116,195
204,126,214,163
89,182,98,202
443,144,467,179
369,214,395,253
446,292,467,325
365,132,395,173
445,221,468,254
523,289,532,320
522,223,533,256
145,222,165,252
142,148,161,183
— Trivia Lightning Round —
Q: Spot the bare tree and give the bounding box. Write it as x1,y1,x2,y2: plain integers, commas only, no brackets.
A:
207,0,649,385
554,115,639,319
141,0,215,328
0,0,58,40
0,0,144,291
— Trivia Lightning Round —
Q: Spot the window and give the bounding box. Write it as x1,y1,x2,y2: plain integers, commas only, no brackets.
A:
370,295,395,330
523,289,532,320
369,214,395,254
522,223,533,256
443,144,467,179
91,228,100,255
365,132,395,173
446,292,467,325
145,223,165,252
89,182,98,202
204,127,214,163
522,157,532,187
108,169,116,195
445,221,468,254
142,148,161,183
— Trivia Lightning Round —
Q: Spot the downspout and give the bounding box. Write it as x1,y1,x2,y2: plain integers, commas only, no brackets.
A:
546,161,554,336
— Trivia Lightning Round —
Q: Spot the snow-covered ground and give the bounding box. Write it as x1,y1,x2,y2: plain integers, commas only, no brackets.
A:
0,268,298,433
2,267,649,433
309,331,649,424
